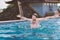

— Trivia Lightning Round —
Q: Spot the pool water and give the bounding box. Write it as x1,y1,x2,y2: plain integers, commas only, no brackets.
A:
0,18,60,40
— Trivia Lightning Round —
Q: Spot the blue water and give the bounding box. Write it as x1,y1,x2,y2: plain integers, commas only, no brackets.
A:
0,18,60,40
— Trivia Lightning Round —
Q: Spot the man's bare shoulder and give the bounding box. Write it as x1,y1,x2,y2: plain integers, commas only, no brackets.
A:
37,17,48,21
37,18,46,20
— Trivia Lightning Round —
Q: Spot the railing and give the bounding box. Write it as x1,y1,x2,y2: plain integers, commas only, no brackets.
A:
45,0,60,2
19,0,60,3
19,0,44,2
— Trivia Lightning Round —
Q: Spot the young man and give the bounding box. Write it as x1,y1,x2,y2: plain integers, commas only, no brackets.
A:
17,12,60,36
20,13,59,29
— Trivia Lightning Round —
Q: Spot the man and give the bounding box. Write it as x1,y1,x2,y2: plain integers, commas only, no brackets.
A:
17,12,59,29
17,12,60,36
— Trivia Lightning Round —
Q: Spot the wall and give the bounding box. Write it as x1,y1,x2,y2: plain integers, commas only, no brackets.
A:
30,3,57,17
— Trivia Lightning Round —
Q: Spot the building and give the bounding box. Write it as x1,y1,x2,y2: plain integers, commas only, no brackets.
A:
6,0,60,18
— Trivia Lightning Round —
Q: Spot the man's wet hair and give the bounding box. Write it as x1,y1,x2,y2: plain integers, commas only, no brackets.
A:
32,13,38,17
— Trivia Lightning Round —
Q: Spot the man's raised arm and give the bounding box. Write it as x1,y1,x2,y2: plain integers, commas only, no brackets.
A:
17,15,31,21
45,13,60,19
38,15,60,21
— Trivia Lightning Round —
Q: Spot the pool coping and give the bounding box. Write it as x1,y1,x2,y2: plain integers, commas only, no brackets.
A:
0,19,26,23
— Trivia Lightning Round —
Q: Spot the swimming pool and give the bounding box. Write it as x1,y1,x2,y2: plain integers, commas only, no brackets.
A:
0,18,60,40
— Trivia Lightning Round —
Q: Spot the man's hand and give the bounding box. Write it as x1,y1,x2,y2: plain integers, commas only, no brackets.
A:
17,15,27,19
17,15,22,18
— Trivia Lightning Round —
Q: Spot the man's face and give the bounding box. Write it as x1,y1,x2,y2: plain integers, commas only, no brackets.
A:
32,15,36,19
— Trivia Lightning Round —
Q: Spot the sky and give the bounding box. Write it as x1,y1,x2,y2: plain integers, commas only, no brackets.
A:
0,0,12,9
0,0,60,9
